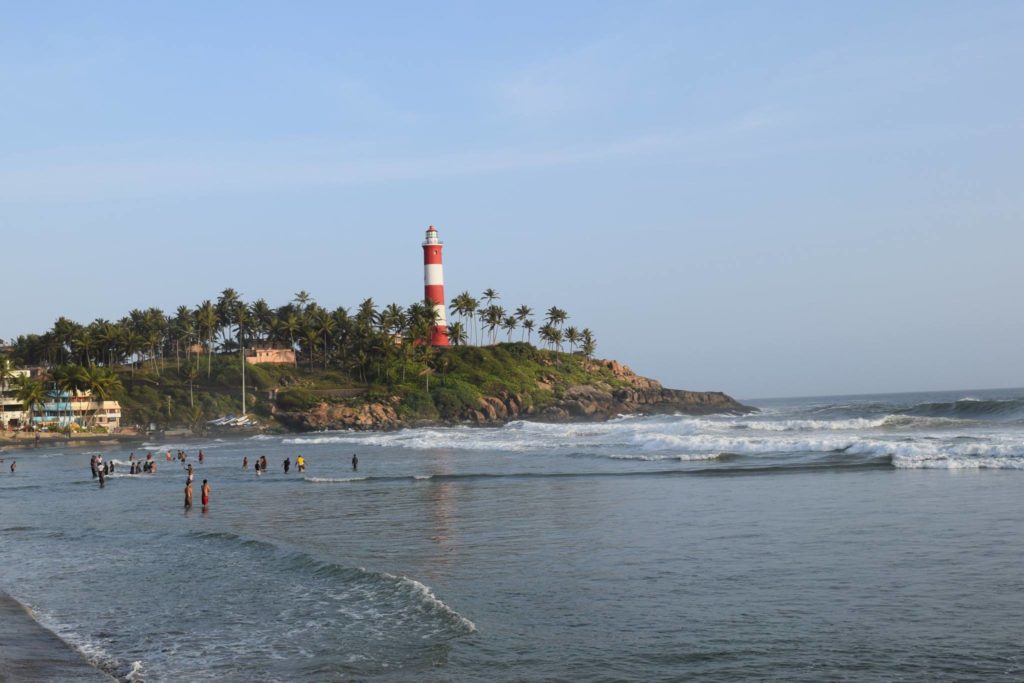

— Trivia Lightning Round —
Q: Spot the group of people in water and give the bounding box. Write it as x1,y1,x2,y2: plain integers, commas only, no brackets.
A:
128,452,157,475
79,448,361,508
238,452,358,473
242,453,348,474
90,452,161,485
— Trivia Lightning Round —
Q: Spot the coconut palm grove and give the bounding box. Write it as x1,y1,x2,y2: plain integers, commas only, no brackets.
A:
2,288,598,430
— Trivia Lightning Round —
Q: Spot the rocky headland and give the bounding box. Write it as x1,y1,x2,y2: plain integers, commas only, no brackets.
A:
275,359,753,432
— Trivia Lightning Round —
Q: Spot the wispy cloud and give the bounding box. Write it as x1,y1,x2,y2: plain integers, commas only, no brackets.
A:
492,38,638,121
0,132,692,202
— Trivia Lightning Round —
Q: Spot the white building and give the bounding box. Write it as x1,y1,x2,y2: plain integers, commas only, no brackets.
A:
0,369,30,429
0,369,123,431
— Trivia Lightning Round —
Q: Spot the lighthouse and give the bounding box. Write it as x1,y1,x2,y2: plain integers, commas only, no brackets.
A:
422,225,449,346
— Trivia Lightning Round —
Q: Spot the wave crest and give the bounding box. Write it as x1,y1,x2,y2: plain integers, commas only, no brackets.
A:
187,531,475,637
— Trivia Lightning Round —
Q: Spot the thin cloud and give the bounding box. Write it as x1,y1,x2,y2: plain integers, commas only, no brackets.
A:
0,133,691,202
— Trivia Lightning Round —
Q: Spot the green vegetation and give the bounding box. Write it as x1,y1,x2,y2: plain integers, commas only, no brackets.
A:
3,289,603,429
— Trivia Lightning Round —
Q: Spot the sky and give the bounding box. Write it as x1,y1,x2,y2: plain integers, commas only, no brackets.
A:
1,1,1022,398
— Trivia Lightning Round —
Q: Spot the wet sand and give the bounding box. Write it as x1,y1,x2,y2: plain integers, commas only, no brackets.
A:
0,593,112,682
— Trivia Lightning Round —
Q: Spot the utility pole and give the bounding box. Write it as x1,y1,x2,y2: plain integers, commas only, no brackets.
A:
240,327,246,417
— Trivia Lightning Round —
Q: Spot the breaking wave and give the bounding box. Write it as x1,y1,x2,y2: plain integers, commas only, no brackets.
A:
188,530,476,637
897,397,1024,420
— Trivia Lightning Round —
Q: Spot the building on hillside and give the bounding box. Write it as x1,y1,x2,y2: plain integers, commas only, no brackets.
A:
1,400,26,429
244,345,296,365
33,390,122,430
0,369,31,430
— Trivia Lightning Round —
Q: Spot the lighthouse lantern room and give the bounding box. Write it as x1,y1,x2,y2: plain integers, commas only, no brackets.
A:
422,225,449,346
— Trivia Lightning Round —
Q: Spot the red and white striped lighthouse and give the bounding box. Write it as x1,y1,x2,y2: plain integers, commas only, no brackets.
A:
422,225,449,346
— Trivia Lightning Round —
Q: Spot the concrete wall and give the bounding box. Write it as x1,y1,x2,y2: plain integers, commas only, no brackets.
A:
245,348,296,365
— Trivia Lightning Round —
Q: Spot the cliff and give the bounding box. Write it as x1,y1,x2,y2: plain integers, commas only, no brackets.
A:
275,356,753,432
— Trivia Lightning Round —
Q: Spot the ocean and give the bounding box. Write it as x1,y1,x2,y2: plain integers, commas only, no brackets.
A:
2,387,1023,682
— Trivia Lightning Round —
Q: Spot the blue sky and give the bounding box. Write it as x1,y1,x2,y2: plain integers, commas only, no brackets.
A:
2,1,1022,397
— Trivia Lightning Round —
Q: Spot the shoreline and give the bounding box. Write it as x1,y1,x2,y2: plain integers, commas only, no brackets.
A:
0,406,751,454
0,432,143,453
0,593,114,682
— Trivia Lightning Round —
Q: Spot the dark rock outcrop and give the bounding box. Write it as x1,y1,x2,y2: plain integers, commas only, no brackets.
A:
277,396,403,431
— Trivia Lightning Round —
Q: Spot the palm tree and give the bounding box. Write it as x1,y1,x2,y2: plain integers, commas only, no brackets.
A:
331,307,351,360
418,365,435,392
15,376,47,429
301,327,320,369
356,298,379,333
550,326,564,352
281,311,301,365
194,300,218,377
464,295,479,345
545,306,568,329
79,366,122,425
122,329,144,378
250,299,274,344
0,357,16,400
94,320,122,367
480,289,499,342
51,317,80,364
405,301,435,345
502,316,518,342
380,303,406,338
182,362,199,409
173,305,195,371
216,288,242,351
293,290,312,311
564,326,580,354
398,337,414,382
515,305,532,340
482,288,500,306
447,322,468,346
310,309,335,369
482,305,505,345
581,328,596,359
522,319,535,345
539,323,563,351
70,328,95,366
